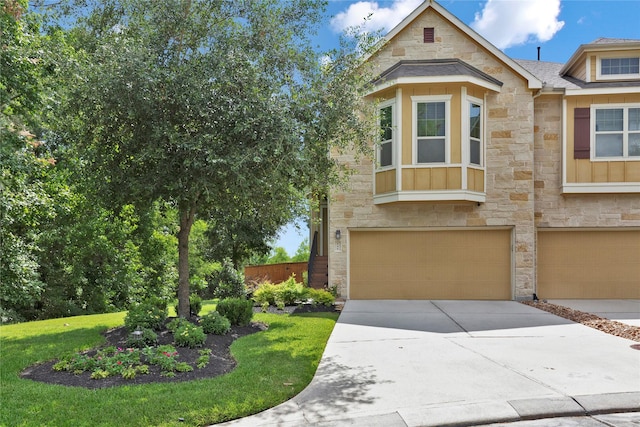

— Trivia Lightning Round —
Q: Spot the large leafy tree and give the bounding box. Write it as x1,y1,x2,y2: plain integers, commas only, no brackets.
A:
51,0,376,317
0,0,54,320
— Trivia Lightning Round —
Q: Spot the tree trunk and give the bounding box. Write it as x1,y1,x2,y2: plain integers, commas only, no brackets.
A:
177,205,196,318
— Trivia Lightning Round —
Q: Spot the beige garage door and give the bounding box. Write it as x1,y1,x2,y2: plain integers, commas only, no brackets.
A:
537,229,640,299
349,229,512,300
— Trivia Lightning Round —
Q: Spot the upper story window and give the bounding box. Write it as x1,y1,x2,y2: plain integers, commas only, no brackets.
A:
378,101,394,168
597,56,640,80
413,95,451,164
468,100,483,166
593,105,640,158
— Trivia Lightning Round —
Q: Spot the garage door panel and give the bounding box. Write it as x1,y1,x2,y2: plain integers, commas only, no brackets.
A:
537,230,640,299
349,229,511,300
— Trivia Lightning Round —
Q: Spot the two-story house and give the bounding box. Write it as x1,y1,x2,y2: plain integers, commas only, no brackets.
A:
309,0,640,301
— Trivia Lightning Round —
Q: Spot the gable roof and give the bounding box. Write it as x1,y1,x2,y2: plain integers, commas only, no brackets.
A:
591,37,640,45
517,59,640,94
378,0,542,89
560,38,640,76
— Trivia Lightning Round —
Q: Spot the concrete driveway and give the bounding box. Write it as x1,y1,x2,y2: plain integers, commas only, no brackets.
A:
217,300,640,427
548,299,640,327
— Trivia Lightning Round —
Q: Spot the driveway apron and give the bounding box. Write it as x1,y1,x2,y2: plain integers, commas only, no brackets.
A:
216,300,640,427
547,299,640,327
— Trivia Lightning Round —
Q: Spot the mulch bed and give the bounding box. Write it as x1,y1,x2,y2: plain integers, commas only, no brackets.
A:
21,323,262,389
522,300,640,342
21,304,337,389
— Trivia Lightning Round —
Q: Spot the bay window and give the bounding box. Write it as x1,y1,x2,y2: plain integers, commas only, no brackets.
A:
413,95,450,164
378,102,394,168
469,101,482,166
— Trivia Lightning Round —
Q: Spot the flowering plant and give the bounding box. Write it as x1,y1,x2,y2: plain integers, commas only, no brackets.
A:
174,324,206,348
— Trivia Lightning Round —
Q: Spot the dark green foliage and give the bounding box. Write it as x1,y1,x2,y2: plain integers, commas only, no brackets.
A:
37,203,176,319
173,295,203,317
0,307,24,324
189,295,203,316
124,301,168,331
0,0,377,322
200,312,231,335
125,327,158,348
0,127,50,321
166,317,192,333
47,0,377,319
144,295,172,311
174,324,206,348
206,259,246,299
216,298,253,327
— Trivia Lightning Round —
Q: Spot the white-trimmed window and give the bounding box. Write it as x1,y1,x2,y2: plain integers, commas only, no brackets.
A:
597,56,640,80
593,105,640,158
413,95,451,164
468,99,483,166
378,101,394,168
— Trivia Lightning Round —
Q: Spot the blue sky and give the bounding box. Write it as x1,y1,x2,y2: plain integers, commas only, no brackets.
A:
320,0,640,63
274,0,640,254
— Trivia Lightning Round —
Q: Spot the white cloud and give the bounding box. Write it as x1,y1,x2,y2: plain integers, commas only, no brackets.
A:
471,0,565,49
330,0,423,34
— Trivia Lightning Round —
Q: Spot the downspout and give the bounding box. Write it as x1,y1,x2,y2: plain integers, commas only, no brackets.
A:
531,87,542,300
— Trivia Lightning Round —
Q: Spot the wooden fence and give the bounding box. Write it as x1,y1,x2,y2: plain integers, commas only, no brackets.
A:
244,261,308,285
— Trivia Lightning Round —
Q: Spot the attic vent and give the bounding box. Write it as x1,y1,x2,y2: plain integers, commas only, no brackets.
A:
424,27,435,43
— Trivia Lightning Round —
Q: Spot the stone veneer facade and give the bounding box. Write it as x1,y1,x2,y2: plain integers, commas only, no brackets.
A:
326,5,640,300
328,7,538,299
533,95,640,229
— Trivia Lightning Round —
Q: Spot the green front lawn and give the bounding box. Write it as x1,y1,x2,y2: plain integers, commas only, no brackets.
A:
0,311,338,427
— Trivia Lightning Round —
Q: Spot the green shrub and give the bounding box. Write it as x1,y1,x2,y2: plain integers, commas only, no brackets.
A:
0,307,24,324
252,275,306,307
216,298,253,326
200,312,231,335
144,296,169,311
173,295,203,317
306,288,335,306
125,327,158,348
174,323,206,348
275,276,306,305
124,301,167,331
167,317,192,333
206,259,246,299
252,282,278,306
189,295,203,315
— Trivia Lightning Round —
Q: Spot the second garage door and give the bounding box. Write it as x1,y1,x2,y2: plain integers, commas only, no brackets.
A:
349,229,512,300
537,229,640,299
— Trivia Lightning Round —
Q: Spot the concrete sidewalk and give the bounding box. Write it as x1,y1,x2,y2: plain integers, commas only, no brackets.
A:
216,300,640,426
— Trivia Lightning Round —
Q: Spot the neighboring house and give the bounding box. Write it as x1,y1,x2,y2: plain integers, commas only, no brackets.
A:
309,0,640,300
